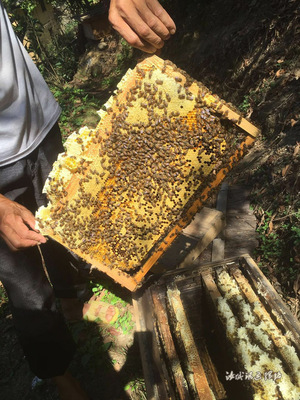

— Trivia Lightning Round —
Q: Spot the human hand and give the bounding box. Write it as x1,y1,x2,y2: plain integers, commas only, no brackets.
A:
109,0,176,53
0,194,46,251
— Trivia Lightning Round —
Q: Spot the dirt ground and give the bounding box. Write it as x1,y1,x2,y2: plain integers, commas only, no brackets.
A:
0,0,299,399
0,277,144,400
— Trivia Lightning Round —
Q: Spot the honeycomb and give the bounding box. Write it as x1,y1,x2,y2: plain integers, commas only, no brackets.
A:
216,268,300,399
36,55,260,290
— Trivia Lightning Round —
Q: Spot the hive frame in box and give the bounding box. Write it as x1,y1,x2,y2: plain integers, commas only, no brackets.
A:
132,254,300,399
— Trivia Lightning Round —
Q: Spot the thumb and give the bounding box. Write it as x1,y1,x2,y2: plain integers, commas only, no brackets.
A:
22,209,40,232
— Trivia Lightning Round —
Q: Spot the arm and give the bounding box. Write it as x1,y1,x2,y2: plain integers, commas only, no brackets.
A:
109,0,176,53
0,194,46,251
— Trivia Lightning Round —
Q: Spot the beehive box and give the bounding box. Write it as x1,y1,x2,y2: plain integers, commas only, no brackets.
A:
36,56,260,290
133,255,300,399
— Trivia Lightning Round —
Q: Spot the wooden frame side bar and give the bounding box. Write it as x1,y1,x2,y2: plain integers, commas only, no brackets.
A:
151,287,191,400
167,283,215,400
241,255,300,345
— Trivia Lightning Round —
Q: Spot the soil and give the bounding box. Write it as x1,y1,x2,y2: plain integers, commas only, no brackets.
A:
0,280,143,400
0,0,299,399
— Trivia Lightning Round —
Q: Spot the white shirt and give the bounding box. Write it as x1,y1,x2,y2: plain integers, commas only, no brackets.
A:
0,1,61,166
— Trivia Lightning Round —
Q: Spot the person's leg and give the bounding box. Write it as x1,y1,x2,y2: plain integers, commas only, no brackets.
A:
0,131,77,378
0,240,76,378
0,244,89,399
40,238,89,321
53,371,90,400
0,124,83,378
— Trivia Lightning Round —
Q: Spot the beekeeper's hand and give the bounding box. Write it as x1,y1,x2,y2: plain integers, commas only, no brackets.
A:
0,194,46,251
109,0,176,53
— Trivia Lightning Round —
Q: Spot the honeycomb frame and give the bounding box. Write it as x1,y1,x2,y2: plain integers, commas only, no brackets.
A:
36,55,260,291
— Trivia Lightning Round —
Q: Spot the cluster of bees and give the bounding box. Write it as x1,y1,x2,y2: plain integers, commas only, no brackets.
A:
37,57,247,273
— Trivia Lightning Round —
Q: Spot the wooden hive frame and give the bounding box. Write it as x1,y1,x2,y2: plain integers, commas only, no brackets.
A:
36,56,260,291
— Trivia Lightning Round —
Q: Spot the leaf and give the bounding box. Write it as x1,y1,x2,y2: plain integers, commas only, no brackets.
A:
276,69,285,77
291,119,297,127
281,164,290,177
293,142,300,157
268,220,273,234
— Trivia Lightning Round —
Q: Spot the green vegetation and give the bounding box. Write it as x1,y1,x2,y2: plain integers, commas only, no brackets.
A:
100,39,134,89
3,1,45,62
117,39,134,68
0,284,8,317
91,281,135,335
239,77,277,113
255,207,300,285
124,378,147,399
239,94,252,113
42,20,79,83
250,156,300,290
50,85,100,140
3,0,96,85
70,320,113,370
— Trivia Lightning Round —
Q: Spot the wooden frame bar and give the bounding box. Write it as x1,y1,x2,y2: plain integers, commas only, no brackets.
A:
132,291,170,400
166,283,215,400
240,254,300,348
151,286,191,400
